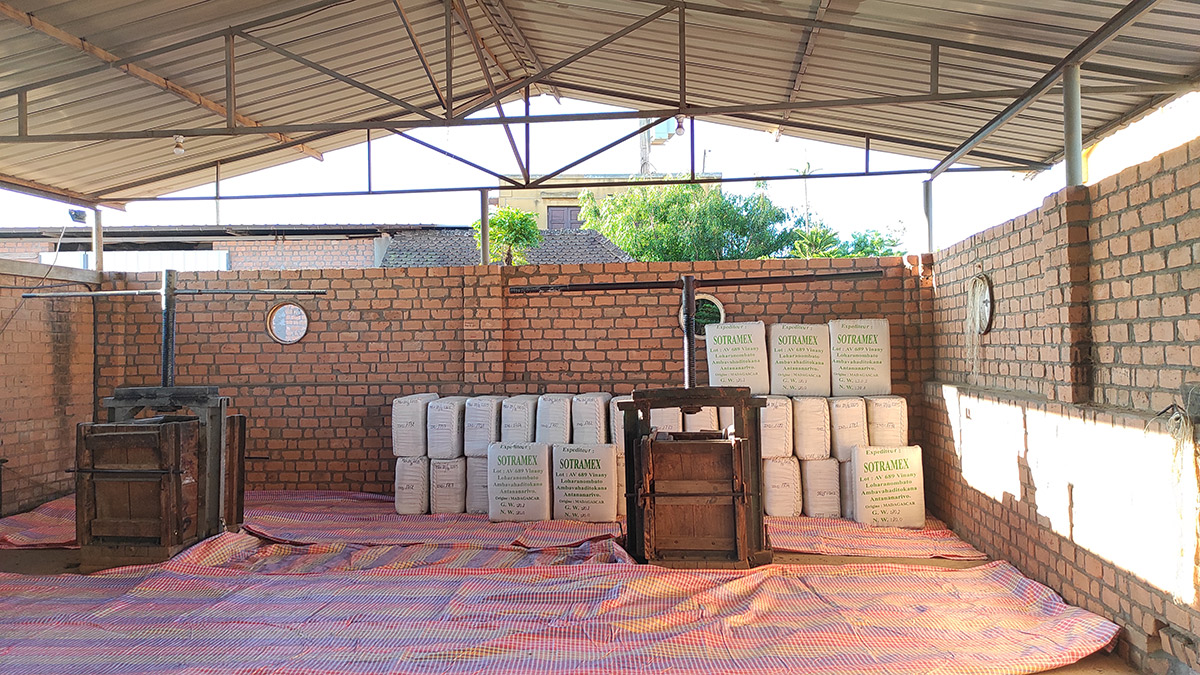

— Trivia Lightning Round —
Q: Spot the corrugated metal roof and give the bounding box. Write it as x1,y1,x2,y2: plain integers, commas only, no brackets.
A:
0,0,1197,204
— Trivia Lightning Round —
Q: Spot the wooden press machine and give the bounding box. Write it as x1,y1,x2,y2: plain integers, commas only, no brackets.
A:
510,268,883,568
25,270,323,571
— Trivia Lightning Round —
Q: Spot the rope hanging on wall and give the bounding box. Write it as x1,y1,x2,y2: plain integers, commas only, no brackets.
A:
963,265,992,384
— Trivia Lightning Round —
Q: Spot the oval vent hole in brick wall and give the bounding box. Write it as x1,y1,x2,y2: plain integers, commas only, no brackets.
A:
679,294,726,338
267,302,309,345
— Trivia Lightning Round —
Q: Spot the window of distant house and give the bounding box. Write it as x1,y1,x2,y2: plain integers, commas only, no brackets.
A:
547,206,583,230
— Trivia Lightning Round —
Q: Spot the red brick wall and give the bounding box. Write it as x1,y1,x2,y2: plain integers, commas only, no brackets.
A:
93,257,930,495
0,242,53,264
921,135,1200,675
215,238,376,270
0,268,94,515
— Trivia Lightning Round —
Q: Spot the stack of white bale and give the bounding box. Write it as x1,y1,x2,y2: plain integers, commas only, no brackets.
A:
430,457,467,514
391,393,439,515
535,394,573,444
829,397,868,462
763,456,803,517
487,442,552,522
649,407,683,433
427,396,469,459
829,318,892,396
465,456,490,514
609,395,632,517
571,392,611,444
800,457,841,518
758,396,794,458
705,321,770,394
865,395,909,447
500,394,539,443
551,443,618,522
768,323,831,397
792,397,831,460
683,406,720,431
463,396,506,515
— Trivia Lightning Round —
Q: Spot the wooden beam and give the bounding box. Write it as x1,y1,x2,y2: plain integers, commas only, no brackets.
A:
0,2,323,161
0,171,126,210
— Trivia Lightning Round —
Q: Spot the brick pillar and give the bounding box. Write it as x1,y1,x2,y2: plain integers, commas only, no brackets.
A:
461,264,507,391
1039,185,1092,403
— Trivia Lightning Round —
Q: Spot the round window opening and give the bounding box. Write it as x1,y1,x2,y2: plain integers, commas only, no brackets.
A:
267,302,310,345
679,294,726,338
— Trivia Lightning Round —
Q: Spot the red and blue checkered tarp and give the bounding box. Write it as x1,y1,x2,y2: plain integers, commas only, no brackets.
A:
766,515,988,560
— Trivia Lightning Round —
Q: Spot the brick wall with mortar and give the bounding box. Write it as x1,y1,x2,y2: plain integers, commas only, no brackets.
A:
214,238,376,270
0,242,53,264
0,266,94,516
92,256,930,495
920,135,1200,675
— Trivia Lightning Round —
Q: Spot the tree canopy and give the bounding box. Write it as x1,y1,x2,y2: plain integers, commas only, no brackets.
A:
791,224,903,258
472,206,542,265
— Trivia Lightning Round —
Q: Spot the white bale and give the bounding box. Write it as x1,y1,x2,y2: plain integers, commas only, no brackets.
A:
684,406,720,432
535,394,573,444
391,393,439,457
500,394,539,443
829,318,892,396
552,444,618,522
757,396,794,459
839,461,855,518
705,321,770,395
768,323,832,397
464,396,506,458
429,458,467,514
762,456,803,517
852,444,925,528
800,457,841,518
609,395,632,517
394,455,430,515
466,457,489,515
649,407,683,433
829,397,869,462
792,397,831,460
487,442,552,522
866,395,909,447
718,407,734,431
572,392,612,444
426,396,469,459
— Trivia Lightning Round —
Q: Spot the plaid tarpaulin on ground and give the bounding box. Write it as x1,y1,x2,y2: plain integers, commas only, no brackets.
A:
244,490,624,549
0,558,1116,674
0,495,76,549
766,515,988,560
174,531,635,572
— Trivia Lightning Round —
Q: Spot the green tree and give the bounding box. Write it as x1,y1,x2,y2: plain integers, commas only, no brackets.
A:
790,223,905,259
579,182,799,261
790,225,841,258
473,206,542,265
836,229,904,257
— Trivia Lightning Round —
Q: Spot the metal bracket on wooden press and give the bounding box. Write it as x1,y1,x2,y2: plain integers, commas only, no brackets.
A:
508,269,885,388
23,269,326,388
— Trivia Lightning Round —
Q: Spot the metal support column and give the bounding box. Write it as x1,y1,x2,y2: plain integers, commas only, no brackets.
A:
91,208,104,271
1064,63,1084,186
160,270,177,388
681,274,696,388
923,179,934,252
479,189,490,265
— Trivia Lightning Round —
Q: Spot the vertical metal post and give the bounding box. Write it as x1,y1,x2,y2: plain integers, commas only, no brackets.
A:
91,208,104,272
1063,63,1084,187
681,274,696,388
524,87,531,182
160,269,177,388
444,0,453,118
923,179,934,252
215,162,221,227
864,137,871,174
366,130,373,192
690,116,696,179
16,91,28,136
225,33,236,128
479,189,490,265
678,5,686,108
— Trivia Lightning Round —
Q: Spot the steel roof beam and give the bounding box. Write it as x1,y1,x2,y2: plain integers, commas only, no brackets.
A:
392,0,449,113
453,0,526,180
930,0,1167,178
628,0,1180,85
6,82,1190,146
392,130,523,186
780,0,831,126
474,0,560,101
0,171,124,210
0,2,323,161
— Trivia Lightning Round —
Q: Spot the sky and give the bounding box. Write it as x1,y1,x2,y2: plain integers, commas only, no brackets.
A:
1,91,1197,254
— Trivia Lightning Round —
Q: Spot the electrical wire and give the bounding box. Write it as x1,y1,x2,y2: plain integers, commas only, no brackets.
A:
0,220,75,340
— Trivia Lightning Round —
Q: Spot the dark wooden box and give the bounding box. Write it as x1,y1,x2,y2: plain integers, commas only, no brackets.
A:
621,387,771,568
76,416,203,571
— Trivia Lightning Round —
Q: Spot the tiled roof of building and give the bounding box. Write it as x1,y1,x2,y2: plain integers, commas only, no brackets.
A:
381,229,633,268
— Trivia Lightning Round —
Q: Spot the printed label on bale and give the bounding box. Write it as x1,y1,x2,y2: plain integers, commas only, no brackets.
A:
487,442,552,522
829,319,892,396
852,444,925,528
769,323,831,397
552,444,617,522
705,321,770,395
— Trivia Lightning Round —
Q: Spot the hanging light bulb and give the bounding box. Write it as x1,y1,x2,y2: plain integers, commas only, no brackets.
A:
674,115,686,137
773,127,782,142
172,135,185,156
